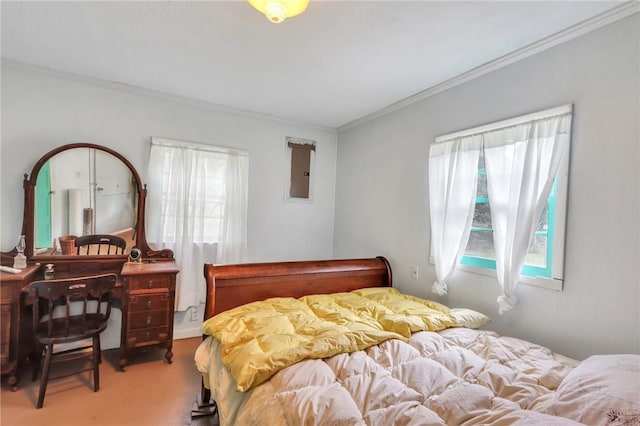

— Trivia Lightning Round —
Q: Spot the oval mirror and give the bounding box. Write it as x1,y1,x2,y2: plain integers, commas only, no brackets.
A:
0,142,173,262
33,147,138,256
33,148,138,256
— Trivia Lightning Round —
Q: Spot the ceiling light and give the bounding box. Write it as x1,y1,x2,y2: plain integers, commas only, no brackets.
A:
248,0,309,24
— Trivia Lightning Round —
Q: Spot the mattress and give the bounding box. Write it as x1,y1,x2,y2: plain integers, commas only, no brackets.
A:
195,288,640,425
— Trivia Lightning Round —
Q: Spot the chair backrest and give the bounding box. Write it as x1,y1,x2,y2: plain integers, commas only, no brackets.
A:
75,234,127,255
30,274,117,340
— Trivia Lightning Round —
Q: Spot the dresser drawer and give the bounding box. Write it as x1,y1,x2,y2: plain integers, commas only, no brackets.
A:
126,326,169,348
128,293,170,312
127,275,170,291
128,310,168,329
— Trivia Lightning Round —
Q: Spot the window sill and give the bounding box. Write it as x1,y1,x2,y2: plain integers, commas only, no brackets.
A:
457,264,563,291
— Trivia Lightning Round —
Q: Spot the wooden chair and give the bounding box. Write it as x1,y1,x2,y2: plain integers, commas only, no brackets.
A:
75,234,126,255
29,274,116,408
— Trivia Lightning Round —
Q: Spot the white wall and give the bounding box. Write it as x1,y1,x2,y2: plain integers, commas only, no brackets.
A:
334,16,639,360
1,61,338,346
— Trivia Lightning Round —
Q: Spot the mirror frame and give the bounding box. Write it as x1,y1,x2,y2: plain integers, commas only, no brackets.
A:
14,142,173,261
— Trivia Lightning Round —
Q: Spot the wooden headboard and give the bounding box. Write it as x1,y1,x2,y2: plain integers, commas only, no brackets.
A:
203,256,392,320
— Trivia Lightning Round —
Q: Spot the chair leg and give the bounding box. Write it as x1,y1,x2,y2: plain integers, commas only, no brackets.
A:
93,335,100,392
36,344,53,409
32,342,42,382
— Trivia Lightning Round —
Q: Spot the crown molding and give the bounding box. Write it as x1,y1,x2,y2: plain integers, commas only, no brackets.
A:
0,58,336,134
338,2,640,132
3,1,636,134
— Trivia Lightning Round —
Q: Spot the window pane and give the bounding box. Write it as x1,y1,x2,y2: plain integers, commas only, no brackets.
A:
525,235,547,267
203,218,221,242
463,152,556,277
472,202,492,229
204,202,223,217
477,172,487,198
466,230,494,259
536,204,549,233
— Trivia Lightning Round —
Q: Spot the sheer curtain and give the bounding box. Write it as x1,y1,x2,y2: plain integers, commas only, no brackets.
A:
146,138,248,311
484,112,572,313
217,150,249,264
428,135,481,295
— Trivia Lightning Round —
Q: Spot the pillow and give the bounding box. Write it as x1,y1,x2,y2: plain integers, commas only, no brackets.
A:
546,354,640,425
449,308,491,329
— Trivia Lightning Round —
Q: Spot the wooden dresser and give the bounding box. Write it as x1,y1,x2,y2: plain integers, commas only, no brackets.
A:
1,143,181,387
120,261,179,371
1,265,40,390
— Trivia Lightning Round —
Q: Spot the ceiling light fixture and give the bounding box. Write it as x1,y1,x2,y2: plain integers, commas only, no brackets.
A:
248,0,309,24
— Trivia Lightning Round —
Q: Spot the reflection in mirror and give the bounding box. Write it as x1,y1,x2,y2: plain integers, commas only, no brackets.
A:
33,148,138,256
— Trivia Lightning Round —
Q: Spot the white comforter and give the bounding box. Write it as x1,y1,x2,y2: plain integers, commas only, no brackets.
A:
195,328,640,425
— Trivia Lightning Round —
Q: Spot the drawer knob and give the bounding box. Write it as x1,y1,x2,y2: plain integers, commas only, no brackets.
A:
147,280,154,288
145,332,150,340
146,300,152,309
146,316,152,325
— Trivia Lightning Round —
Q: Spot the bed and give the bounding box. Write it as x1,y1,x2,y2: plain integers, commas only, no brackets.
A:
195,257,640,425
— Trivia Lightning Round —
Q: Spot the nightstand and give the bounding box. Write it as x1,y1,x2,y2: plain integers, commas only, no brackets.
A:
120,260,179,371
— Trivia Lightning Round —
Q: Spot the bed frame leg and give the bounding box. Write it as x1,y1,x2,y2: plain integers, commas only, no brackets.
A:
191,383,217,419
201,385,211,405
191,396,217,419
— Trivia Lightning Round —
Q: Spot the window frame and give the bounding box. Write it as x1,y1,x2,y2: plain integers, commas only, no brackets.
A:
431,105,572,291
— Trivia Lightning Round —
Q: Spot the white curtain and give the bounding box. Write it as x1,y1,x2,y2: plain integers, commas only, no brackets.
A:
483,112,571,313
146,138,248,311
428,135,481,295
217,151,249,264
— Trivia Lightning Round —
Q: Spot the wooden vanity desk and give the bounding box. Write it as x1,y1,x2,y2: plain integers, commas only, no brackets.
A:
0,265,40,391
1,142,178,389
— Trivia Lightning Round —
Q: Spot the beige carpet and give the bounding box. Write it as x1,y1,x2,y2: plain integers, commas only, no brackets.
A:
0,337,218,426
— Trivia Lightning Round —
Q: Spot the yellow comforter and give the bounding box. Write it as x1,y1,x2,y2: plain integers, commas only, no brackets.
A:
201,287,458,391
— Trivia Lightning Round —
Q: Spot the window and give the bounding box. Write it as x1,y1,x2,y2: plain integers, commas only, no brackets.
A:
429,105,572,311
147,137,249,311
460,149,566,289
154,148,227,243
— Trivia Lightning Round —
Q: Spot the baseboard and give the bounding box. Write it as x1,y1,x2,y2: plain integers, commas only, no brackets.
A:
173,327,203,340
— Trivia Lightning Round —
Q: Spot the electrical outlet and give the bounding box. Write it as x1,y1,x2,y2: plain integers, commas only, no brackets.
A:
411,266,419,280
190,306,200,322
